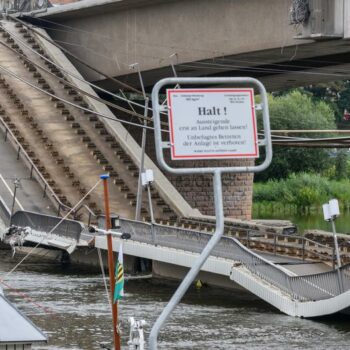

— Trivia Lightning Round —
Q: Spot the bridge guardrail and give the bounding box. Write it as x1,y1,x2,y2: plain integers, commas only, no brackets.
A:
179,217,337,264
0,193,10,223
0,117,97,223
0,117,71,214
11,210,84,241
119,218,350,301
0,0,48,14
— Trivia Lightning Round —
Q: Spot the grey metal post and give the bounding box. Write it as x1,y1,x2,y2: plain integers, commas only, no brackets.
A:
331,219,343,292
30,164,34,178
331,219,342,268
9,178,19,226
131,63,149,221
147,184,154,223
149,170,224,350
169,53,178,78
43,183,47,198
135,98,149,220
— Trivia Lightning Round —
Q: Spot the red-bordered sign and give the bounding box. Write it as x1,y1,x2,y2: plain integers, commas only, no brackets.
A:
167,88,259,160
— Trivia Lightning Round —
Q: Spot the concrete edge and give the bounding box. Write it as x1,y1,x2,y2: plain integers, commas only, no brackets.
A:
231,265,350,317
95,235,233,276
34,0,176,19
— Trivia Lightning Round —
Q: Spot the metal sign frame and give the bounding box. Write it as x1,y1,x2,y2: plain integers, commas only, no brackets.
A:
152,77,272,175
149,77,272,350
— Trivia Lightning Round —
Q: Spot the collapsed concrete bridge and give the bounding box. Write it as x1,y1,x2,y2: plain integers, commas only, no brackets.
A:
1,0,350,227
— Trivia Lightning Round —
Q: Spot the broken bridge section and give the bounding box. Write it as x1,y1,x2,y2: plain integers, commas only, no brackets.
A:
0,19,187,224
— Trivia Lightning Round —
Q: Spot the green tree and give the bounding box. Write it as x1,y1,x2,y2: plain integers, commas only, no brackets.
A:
303,80,350,123
334,150,348,180
256,90,336,181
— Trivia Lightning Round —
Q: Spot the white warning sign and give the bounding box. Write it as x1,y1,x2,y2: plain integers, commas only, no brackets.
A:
167,88,259,160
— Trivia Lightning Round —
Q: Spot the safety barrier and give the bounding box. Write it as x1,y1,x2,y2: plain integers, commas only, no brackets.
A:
119,218,350,302
11,210,83,241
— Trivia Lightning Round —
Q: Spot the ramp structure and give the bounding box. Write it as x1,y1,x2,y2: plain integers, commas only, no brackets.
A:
3,210,350,318
95,218,350,318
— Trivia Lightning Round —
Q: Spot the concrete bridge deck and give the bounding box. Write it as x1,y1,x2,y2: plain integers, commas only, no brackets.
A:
22,0,350,92
0,18,277,226
3,210,349,317
0,19,195,223
92,217,350,317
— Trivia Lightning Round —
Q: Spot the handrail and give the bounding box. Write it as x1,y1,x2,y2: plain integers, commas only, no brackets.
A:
0,116,72,215
182,217,336,264
0,106,98,223
119,218,350,302
74,204,98,226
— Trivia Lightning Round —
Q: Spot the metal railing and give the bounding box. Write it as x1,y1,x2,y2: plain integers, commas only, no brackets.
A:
245,231,335,263
119,218,350,302
0,0,48,14
0,117,97,222
0,193,10,222
181,218,336,264
0,117,72,214
11,210,84,241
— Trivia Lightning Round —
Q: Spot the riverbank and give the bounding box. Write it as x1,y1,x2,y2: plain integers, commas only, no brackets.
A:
253,173,350,234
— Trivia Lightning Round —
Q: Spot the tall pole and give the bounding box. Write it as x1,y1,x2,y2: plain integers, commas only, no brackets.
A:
330,219,343,293
147,183,154,223
9,178,19,226
149,171,225,349
133,62,149,221
331,219,342,269
135,103,148,221
101,174,121,350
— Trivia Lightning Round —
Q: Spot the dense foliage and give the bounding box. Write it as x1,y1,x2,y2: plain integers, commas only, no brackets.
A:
254,173,350,213
304,80,350,123
253,87,350,214
256,90,337,181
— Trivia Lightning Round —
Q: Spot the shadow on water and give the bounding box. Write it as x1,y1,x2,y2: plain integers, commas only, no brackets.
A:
313,313,350,332
128,278,275,311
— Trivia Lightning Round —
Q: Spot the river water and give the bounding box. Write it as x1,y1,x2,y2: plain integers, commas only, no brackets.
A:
1,224,350,349
253,210,350,234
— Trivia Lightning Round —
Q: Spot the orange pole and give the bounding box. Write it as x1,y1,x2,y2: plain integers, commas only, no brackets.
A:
101,174,120,350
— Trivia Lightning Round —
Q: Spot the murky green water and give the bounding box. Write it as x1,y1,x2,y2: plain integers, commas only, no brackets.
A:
253,210,350,235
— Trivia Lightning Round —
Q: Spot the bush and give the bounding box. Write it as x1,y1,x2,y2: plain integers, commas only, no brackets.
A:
253,173,349,213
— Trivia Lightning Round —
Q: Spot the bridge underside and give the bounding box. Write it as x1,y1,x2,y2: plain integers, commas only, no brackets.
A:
23,0,350,92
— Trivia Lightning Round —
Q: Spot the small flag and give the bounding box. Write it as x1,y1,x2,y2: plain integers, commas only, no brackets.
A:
113,242,124,303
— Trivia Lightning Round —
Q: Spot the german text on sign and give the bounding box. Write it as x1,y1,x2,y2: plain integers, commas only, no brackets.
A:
167,88,259,160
